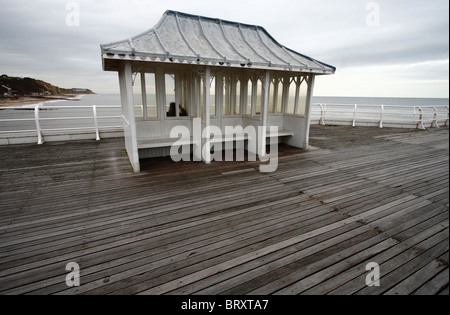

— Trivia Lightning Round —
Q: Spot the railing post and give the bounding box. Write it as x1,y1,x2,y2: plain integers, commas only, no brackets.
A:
415,106,426,130
93,105,100,141
431,106,440,128
379,105,384,128
319,104,326,125
34,103,44,144
352,104,357,127
445,106,449,127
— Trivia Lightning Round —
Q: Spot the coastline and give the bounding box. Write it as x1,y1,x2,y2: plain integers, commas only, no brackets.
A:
0,95,83,107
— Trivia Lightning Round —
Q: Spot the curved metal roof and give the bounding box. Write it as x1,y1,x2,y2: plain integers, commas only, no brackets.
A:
101,10,335,74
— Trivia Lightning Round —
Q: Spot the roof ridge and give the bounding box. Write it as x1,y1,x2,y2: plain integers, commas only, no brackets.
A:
164,10,267,32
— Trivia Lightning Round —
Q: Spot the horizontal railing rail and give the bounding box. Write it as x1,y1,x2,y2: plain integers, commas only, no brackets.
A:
1,103,448,145
0,104,123,144
310,103,449,129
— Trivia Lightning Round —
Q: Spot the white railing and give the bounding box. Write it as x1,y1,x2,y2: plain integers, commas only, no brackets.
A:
1,103,448,145
310,104,449,129
0,104,122,144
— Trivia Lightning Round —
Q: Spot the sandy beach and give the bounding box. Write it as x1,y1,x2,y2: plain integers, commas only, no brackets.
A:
0,97,44,107
0,95,81,107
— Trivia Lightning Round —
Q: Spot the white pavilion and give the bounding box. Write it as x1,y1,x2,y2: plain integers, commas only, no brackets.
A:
101,10,335,173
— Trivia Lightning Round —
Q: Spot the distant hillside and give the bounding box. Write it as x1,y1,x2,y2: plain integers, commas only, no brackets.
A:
0,75,94,98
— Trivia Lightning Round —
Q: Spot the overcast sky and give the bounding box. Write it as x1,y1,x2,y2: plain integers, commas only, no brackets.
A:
0,0,448,98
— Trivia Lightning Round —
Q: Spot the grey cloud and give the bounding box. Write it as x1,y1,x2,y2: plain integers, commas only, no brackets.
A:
0,0,448,96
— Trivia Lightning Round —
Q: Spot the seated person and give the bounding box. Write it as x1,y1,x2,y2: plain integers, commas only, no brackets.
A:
167,102,176,117
179,104,188,117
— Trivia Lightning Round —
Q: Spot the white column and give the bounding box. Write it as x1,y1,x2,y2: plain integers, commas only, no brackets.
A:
272,76,279,113
230,76,236,115
241,75,248,115
260,70,270,157
251,78,257,117
293,76,301,115
140,71,148,119
281,76,290,114
175,73,182,117
302,74,315,149
155,67,166,136
192,72,202,162
203,67,211,164
119,61,140,173
195,75,201,119
216,72,223,129
262,71,270,128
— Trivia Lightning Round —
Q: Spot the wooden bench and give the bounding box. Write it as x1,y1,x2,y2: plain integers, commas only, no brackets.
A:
137,129,293,150
137,137,199,150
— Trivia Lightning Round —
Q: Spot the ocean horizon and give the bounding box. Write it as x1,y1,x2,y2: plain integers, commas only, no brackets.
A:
312,96,449,107
44,94,449,108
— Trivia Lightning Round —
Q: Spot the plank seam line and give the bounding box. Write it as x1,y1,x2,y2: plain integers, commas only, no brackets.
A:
136,195,417,294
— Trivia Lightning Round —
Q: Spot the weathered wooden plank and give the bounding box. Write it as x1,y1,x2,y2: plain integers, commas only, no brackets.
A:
0,126,447,295
384,253,449,295
354,231,449,295
300,209,449,295
3,197,325,294
273,239,399,295
0,188,302,276
413,268,449,295
193,228,384,295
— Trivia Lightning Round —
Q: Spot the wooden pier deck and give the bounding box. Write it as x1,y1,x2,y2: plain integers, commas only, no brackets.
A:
0,126,448,295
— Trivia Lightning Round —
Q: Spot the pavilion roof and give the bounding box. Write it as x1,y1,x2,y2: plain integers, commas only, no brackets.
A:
101,10,336,74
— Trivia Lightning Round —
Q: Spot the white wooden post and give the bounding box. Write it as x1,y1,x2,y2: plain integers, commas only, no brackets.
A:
230,75,237,115
119,61,140,173
224,75,231,115
379,105,384,128
203,67,211,164
193,74,201,119
216,72,224,128
293,76,300,115
260,70,270,157
34,103,44,145
141,71,148,119
205,67,211,129
319,104,326,125
272,76,279,113
431,106,440,128
300,75,315,149
445,106,449,127
155,67,166,135
241,75,248,115
352,104,358,127
251,77,257,117
175,73,182,117
192,73,202,162
281,76,290,115
415,106,425,130
93,105,100,141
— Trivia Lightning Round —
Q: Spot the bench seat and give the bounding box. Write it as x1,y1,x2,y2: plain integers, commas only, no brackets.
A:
137,129,293,149
137,137,199,150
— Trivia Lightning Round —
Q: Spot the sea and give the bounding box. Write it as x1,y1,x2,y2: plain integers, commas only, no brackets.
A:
38,94,450,108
